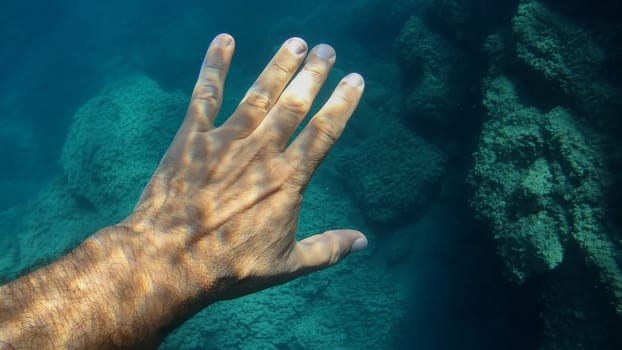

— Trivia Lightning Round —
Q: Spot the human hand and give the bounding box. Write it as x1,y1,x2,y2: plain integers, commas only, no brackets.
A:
0,33,367,349
118,33,368,302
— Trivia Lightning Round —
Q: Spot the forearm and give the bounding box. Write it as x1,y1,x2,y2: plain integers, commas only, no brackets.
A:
0,226,201,349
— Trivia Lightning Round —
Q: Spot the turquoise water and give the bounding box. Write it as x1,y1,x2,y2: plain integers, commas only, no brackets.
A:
1,0,621,349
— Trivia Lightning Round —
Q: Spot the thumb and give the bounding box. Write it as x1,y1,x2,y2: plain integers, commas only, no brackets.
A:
292,229,368,274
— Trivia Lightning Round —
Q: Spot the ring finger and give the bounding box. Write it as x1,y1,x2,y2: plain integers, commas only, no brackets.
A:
254,44,336,149
222,38,308,137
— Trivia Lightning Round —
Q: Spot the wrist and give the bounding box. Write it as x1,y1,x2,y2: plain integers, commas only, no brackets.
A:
117,212,227,300
0,225,209,348
85,225,211,345
1,235,111,348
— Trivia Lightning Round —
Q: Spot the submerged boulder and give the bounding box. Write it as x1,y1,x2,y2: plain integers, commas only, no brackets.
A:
336,118,447,226
470,75,621,315
512,0,622,121
60,74,185,219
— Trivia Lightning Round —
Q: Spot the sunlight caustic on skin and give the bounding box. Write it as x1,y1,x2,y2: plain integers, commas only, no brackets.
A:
0,33,368,349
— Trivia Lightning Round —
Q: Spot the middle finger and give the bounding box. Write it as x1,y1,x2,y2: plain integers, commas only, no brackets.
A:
222,38,308,137
254,44,336,150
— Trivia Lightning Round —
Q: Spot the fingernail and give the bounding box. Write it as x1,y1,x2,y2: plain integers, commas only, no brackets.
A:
343,73,364,87
286,38,307,55
351,236,368,252
315,44,335,59
214,34,233,48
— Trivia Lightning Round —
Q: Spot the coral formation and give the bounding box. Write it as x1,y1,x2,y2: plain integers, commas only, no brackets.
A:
449,1,622,345
394,15,462,134
335,118,446,225
424,0,518,49
471,75,622,313
0,176,103,279
60,74,184,219
1,74,186,278
512,0,621,121
394,13,479,141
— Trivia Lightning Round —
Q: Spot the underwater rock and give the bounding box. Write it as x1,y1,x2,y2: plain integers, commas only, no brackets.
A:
0,175,107,280
335,118,446,226
470,75,622,315
60,74,185,219
424,0,518,50
0,74,185,279
512,0,622,121
394,15,475,140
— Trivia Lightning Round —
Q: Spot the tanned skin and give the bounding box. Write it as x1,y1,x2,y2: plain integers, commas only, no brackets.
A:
0,33,367,349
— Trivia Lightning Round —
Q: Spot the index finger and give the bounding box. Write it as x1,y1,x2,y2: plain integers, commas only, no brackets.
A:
185,33,235,132
285,73,364,187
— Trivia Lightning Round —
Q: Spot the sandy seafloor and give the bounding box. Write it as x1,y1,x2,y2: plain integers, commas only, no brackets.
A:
1,1,621,349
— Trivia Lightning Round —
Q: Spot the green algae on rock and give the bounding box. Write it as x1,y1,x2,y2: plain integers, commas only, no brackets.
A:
470,75,622,315
60,74,185,219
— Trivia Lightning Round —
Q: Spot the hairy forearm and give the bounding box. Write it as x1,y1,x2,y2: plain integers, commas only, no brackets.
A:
0,226,202,349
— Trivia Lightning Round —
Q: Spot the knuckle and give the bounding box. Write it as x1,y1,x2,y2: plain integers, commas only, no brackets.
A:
310,114,340,143
332,90,354,106
271,59,293,77
242,90,272,114
303,66,325,83
204,57,226,71
279,95,308,115
329,245,342,266
193,81,221,109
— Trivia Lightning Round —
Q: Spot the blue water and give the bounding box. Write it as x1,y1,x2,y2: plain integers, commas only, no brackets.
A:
1,0,621,349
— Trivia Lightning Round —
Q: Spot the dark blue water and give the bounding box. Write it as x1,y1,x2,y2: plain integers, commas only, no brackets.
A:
1,0,621,349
